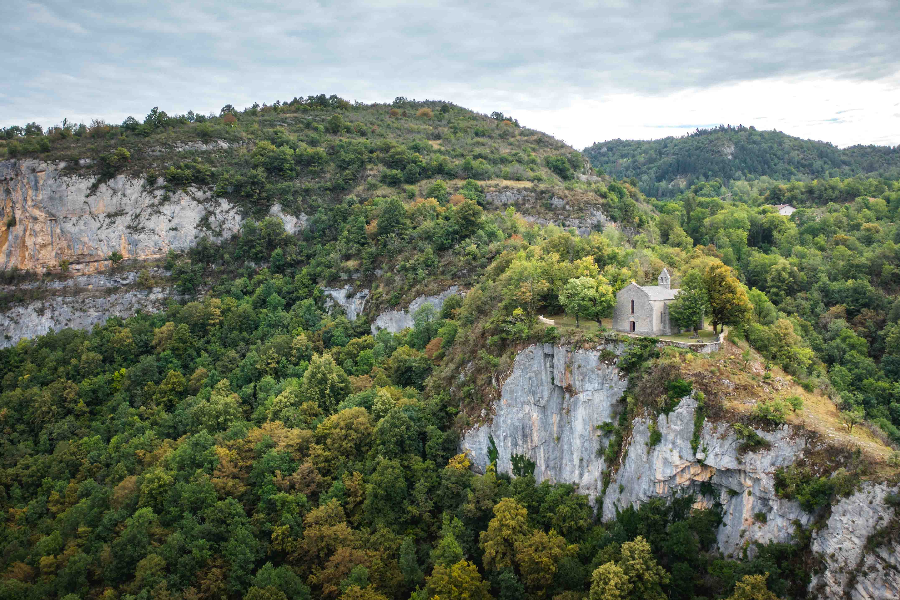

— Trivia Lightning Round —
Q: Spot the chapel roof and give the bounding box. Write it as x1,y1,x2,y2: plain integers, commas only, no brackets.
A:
639,285,679,301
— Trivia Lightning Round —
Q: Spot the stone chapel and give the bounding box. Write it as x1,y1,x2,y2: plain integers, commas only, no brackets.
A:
613,269,681,336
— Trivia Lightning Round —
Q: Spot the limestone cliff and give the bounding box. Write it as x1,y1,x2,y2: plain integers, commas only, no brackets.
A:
371,286,462,334
0,159,242,273
0,271,171,348
485,188,612,236
323,285,370,322
810,483,900,600
460,343,899,599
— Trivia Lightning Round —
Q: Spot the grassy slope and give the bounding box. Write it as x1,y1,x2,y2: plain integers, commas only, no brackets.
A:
661,341,897,477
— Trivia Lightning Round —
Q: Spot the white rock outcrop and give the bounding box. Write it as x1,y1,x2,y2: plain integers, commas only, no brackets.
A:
810,483,899,599
484,188,612,236
371,286,462,334
460,343,899,598
268,203,308,235
462,344,627,499
1,284,170,348
0,159,242,272
323,285,370,322
603,397,811,555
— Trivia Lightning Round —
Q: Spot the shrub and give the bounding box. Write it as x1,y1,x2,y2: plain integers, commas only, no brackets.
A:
380,169,403,186
108,251,124,265
691,392,706,453
648,422,662,447
752,399,789,424
510,453,535,477
416,108,433,119
783,395,803,411
165,161,213,186
545,155,574,180
324,114,344,134
99,147,131,178
733,423,769,452
774,465,835,511
667,378,693,400
618,337,659,374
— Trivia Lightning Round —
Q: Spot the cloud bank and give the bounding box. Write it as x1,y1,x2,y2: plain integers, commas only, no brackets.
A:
3,0,899,148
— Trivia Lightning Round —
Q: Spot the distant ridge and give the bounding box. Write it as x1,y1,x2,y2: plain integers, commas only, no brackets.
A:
584,125,900,198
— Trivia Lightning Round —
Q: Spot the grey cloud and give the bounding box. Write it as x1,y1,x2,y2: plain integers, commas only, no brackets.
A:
1,0,899,133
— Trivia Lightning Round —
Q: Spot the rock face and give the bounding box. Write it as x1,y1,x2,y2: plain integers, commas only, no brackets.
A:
1,272,171,348
460,343,899,597
0,159,243,273
810,483,899,600
268,204,307,235
485,188,612,236
603,398,812,555
323,285,369,321
463,344,627,499
371,286,462,334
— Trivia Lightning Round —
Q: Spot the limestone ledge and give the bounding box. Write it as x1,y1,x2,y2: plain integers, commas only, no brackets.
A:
1,284,171,348
0,159,308,275
459,343,899,599
371,286,462,334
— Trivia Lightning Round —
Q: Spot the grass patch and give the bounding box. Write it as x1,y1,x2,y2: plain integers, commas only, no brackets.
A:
691,391,706,454
659,327,719,343
543,313,603,333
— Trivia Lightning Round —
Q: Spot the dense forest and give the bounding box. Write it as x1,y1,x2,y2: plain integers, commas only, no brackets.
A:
583,125,900,198
0,99,898,600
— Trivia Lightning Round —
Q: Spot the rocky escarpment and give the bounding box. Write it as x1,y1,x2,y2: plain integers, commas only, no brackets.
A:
0,271,171,348
460,343,899,598
810,483,899,600
486,189,612,236
0,159,243,273
462,344,627,500
371,286,462,334
323,285,370,321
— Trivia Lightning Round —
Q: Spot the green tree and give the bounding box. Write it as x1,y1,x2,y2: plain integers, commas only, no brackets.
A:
703,262,752,334
840,406,865,433
362,458,407,526
590,562,631,600
399,537,424,587
452,200,484,240
590,536,669,600
431,532,465,567
192,379,243,432
377,197,407,239
301,353,352,414
668,270,707,332
726,573,781,600
515,529,569,592
559,276,615,328
480,498,530,571
425,560,493,600
618,536,669,600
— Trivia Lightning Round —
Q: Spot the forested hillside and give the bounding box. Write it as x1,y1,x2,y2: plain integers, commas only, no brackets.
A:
584,125,900,198
1,99,898,600
1,96,589,221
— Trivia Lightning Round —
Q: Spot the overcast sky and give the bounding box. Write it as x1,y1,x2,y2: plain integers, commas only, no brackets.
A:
3,0,899,149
